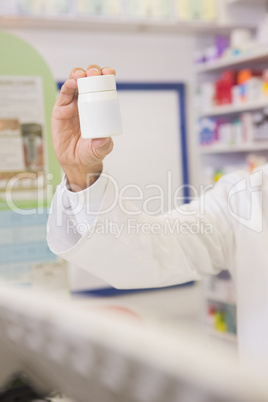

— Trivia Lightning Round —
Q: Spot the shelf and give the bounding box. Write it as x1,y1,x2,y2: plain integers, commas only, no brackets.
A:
196,47,268,73
199,99,268,118
228,0,266,3
208,328,237,343
199,141,268,154
205,292,236,305
0,15,258,34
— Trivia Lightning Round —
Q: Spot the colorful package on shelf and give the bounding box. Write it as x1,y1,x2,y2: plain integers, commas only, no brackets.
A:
247,154,268,173
190,0,202,20
17,0,71,15
194,50,205,65
215,35,230,58
205,158,267,184
175,0,191,20
176,0,216,21
191,0,216,21
261,108,268,138
199,115,251,147
149,0,171,18
199,117,216,146
262,69,268,97
105,0,122,16
252,109,268,141
237,69,263,103
203,46,218,63
199,82,215,112
252,112,265,140
201,0,216,21
126,0,170,19
215,70,236,106
213,169,224,183
195,35,229,65
215,311,227,333
203,164,248,184
76,0,122,16
207,302,237,335
206,270,235,299
241,113,254,143
230,29,253,54
197,28,260,67
218,122,234,145
199,66,267,110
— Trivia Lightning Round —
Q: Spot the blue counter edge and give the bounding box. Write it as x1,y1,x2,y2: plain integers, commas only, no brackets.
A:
72,282,195,298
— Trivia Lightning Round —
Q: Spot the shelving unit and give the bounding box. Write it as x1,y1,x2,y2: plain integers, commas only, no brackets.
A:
197,46,268,165
0,15,254,34
195,34,268,341
200,141,268,154
0,0,266,34
199,99,268,117
205,292,235,305
227,0,265,4
196,47,268,73
202,268,237,342
208,329,237,344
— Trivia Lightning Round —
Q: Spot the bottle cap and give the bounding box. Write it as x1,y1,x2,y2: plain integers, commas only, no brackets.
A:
77,75,116,94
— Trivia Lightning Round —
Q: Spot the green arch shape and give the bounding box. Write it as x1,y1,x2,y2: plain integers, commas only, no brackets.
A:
0,30,61,189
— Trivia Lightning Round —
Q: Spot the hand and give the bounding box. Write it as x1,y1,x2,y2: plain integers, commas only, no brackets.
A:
51,64,115,192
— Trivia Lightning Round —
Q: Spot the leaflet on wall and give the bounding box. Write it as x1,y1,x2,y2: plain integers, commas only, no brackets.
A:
0,75,65,288
0,76,46,192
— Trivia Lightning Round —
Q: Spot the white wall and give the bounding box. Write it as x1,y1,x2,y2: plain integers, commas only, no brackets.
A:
5,27,198,186
7,28,194,81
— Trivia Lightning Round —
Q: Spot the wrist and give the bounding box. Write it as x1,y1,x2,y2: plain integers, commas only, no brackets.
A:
63,163,103,192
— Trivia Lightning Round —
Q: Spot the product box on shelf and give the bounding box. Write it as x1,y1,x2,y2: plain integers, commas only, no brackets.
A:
175,0,216,21
76,0,121,16
198,113,257,148
17,0,71,15
253,109,268,140
204,270,237,337
126,0,171,19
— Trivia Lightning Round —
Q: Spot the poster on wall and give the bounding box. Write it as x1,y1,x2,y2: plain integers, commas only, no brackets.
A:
0,32,67,293
0,75,66,290
0,76,46,192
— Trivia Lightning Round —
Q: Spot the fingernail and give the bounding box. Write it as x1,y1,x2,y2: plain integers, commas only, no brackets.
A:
87,67,101,76
76,69,85,76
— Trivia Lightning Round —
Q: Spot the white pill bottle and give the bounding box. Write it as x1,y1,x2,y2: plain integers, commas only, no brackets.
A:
77,75,122,139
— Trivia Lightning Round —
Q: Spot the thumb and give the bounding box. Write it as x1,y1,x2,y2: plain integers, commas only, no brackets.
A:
91,137,114,159
56,78,78,107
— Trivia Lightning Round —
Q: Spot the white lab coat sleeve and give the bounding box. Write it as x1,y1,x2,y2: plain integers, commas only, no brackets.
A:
47,171,241,290
47,172,107,253
65,172,107,234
